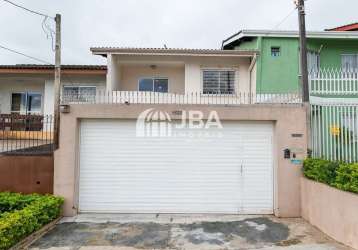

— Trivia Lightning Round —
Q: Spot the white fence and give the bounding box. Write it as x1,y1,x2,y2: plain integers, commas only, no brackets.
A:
61,91,302,105
310,104,358,163
309,69,358,95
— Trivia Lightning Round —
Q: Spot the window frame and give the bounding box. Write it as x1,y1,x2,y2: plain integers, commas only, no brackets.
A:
341,54,358,72
62,85,97,102
307,50,320,74
137,77,169,93
271,47,281,57
10,92,43,114
201,68,237,95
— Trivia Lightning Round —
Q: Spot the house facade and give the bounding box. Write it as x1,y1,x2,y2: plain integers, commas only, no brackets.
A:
222,30,358,93
0,65,106,115
91,48,258,96
54,47,307,217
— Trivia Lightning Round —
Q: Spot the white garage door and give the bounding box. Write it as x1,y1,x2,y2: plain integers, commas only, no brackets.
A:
79,119,273,214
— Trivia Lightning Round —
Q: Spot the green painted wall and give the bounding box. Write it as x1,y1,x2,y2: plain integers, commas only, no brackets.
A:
234,38,259,50
308,39,358,68
234,36,358,93
259,37,300,93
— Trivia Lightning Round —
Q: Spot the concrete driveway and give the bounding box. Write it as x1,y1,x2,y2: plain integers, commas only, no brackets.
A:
30,214,351,250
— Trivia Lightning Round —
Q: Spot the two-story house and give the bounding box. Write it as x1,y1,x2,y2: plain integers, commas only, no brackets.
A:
222,30,358,94
54,47,307,218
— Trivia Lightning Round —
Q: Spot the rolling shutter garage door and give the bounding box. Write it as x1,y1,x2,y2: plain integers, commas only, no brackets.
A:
79,119,273,214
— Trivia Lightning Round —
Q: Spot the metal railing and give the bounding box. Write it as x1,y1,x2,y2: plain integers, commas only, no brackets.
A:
309,69,358,96
310,103,358,163
61,90,302,105
0,114,54,155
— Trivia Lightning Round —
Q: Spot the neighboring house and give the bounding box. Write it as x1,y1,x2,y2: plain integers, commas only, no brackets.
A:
326,22,358,31
222,30,358,93
0,64,106,115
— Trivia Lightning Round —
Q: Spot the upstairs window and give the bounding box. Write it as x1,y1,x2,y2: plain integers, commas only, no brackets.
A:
342,54,358,71
63,86,96,102
307,51,320,73
202,70,236,94
271,47,281,57
138,78,168,93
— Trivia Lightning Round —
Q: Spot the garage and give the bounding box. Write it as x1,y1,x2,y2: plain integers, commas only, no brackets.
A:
78,119,274,214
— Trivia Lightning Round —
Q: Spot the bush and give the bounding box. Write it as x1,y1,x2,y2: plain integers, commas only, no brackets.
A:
303,159,358,194
334,163,358,193
303,158,339,185
0,194,63,250
0,193,42,214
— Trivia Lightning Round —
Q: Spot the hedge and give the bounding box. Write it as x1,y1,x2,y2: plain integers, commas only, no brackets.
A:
303,158,358,194
0,193,42,214
0,193,64,250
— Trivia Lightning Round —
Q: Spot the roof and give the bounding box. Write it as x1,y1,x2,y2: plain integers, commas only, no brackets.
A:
222,30,358,49
0,64,107,70
91,47,259,57
0,64,107,75
326,22,358,31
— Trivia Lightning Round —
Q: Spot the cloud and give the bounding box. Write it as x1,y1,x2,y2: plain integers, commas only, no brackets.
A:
0,0,356,65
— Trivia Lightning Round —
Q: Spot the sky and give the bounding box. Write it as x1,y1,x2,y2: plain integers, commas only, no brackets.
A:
0,0,357,65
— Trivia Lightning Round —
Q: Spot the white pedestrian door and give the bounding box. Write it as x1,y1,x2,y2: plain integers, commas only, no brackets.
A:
79,119,273,214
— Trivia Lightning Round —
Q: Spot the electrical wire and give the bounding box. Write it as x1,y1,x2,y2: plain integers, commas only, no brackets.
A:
2,0,57,51
2,0,54,19
42,16,56,51
264,7,298,35
0,44,52,64
222,6,298,49
0,44,79,86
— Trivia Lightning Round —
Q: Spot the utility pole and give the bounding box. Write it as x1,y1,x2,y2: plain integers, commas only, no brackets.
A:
297,0,309,103
53,14,61,149
296,0,311,156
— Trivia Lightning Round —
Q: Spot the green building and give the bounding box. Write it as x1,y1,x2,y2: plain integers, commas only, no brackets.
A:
222,30,358,94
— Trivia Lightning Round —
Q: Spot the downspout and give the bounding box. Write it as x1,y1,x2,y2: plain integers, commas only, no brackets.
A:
248,53,257,104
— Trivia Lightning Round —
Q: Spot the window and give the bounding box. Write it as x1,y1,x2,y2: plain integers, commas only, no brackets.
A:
342,54,358,71
63,86,96,102
307,51,320,73
271,47,281,57
202,70,236,94
138,78,168,93
11,92,42,114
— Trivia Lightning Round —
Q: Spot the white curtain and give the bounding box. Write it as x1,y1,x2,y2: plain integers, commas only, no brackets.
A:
342,55,358,72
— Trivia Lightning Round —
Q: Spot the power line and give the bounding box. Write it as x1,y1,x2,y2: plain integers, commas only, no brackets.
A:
1,0,57,51
0,44,52,64
0,44,78,85
2,0,54,19
265,7,297,35
222,7,297,48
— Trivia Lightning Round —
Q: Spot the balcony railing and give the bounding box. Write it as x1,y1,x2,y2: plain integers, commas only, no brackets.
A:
309,69,358,96
61,91,302,105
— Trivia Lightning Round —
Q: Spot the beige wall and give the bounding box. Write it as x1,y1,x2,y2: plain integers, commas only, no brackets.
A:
120,64,185,93
0,74,105,114
301,178,358,249
0,79,45,113
110,55,252,93
54,104,307,218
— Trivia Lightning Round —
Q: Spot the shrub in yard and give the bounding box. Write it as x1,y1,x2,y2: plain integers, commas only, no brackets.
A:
0,194,63,250
334,163,358,194
303,159,358,194
0,193,42,214
303,158,339,185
